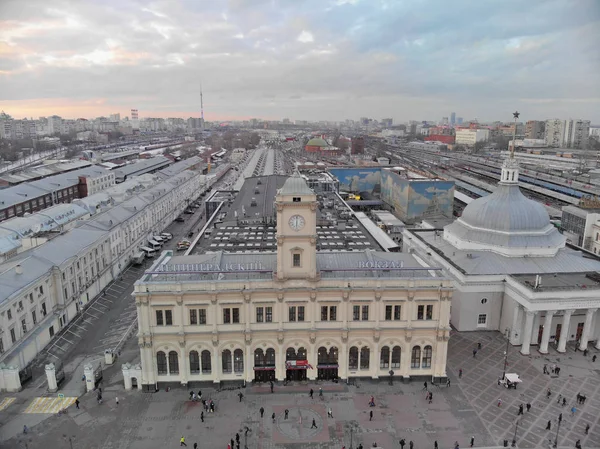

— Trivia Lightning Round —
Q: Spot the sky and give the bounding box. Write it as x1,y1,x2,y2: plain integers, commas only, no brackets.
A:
1,0,599,123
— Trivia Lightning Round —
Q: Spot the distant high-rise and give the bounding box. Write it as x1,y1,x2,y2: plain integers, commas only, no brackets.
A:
131,109,139,130
525,120,545,140
563,119,590,149
381,118,393,128
351,136,365,154
450,112,456,125
457,117,463,125
109,113,120,122
441,117,449,126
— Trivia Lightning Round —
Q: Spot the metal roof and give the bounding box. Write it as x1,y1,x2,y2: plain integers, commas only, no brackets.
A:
114,157,171,178
156,156,202,179
278,174,315,196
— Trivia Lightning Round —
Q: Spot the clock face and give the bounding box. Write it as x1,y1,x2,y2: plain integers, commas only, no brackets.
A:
288,214,305,231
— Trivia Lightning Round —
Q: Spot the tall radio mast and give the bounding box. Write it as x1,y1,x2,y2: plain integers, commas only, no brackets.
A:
200,83,204,129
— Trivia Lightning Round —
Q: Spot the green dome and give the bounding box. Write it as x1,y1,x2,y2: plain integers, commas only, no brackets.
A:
306,137,328,147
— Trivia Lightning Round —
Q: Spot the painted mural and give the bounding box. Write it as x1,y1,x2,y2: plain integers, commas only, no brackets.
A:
381,170,455,222
328,168,381,193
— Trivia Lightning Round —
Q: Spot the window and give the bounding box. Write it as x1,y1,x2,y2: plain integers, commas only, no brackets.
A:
189,309,197,325
477,314,487,326
64,288,68,300
10,328,16,343
32,311,37,325
201,350,212,374
394,305,401,320
417,305,424,320
391,346,401,368
21,319,27,333
222,349,232,373
18,301,22,310
256,307,264,323
157,351,167,375
321,306,328,321
198,309,206,324
168,351,179,374
156,310,164,326
481,298,488,304
360,346,370,369
293,197,301,202
353,305,368,320
426,305,433,320
422,346,432,369
349,346,359,370
297,306,305,322
265,307,273,323
41,302,47,316
189,351,200,374
7,309,12,320
289,306,296,321
380,346,390,369
39,286,44,295
362,305,369,321
385,305,392,320
224,308,240,324
411,346,421,369
293,253,301,267
49,326,54,338
353,305,360,321
234,349,244,373
0,338,3,354
232,308,240,323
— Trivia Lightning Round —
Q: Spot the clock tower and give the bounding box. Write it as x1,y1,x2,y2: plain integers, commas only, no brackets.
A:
275,174,318,280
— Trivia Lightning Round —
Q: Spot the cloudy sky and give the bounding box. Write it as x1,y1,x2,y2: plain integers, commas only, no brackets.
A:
1,0,599,123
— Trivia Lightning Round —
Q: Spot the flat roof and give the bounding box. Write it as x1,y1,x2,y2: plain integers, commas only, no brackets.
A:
114,156,171,178
224,175,288,221
512,272,600,292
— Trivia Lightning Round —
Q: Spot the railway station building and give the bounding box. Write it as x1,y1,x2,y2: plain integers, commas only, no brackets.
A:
133,175,452,389
404,154,600,354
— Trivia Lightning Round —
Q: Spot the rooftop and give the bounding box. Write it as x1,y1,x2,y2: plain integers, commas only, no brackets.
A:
512,272,600,292
114,156,171,179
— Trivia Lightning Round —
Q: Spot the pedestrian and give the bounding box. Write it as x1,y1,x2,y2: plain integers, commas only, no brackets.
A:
459,368,463,378
543,364,548,374
231,439,234,449
370,410,373,421
551,364,556,374
310,388,314,399
585,424,590,435
470,436,475,448
272,412,276,423
557,394,562,404
194,443,197,449
583,349,588,357
190,391,194,400
260,407,264,418
236,442,240,449
571,406,577,416
546,420,551,430
559,413,563,423
422,381,428,391
236,433,240,444
577,393,581,404
454,442,459,449
473,348,477,358
311,418,317,429
555,366,561,376
198,390,202,400
477,342,481,350
562,398,567,407
593,355,597,362
399,439,406,449
201,411,204,422
192,393,198,402
227,444,231,449
518,404,524,415
180,436,187,447
328,408,333,418
582,395,587,405
23,425,28,434
575,439,582,449
75,399,80,409
526,402,531,412
546,388,552,398
434,441,438,449
270,381,274,393
428,392,433,404
497,398,502,407
410,441,414,449
285,409,289,419
238,392,244,402
447,378,451,387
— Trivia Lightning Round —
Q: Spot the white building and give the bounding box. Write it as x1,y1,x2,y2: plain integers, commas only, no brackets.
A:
455,128,489,146
403,153,600,355
563,119,590,149
133,175,452,390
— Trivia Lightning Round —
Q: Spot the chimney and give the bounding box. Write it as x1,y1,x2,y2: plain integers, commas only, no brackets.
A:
15,264,23,275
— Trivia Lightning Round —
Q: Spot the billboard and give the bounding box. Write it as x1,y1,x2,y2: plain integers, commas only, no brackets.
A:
381,170,454,223
328,168,381,193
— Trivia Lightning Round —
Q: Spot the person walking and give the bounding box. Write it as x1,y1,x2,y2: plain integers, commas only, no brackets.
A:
562,398,567,407
526,402,531,412
200,411,204,423
309,388,314,399
194,443,198,449
593,355,597,362
559,413,563,423
422,381,428,391
230,439,234,449
434,441,438,449
454,442,459,449
546,420,551,430
543,364,548,374
571,406,577,416
115,396,119,406
497,398,502,407
472,348,477,358
311,418,317,429
546,388,552,399
328,408,333,418
189,391,194,400
470,436,475,448
75,399,80,409
399,439,405,449
557,394,562,404
518,404,524,416
260,407,264,418
428,392,433,404
272,412,276,423
446,379,451,387
270,381,274,393
238,392,244,402
370,410,373,421
236,433,240,445
285,409,289,419
585,424,590,435
180,436,188,447
409,441,414,449
459,369,463,378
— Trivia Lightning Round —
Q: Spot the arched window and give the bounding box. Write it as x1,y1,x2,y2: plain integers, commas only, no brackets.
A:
168,350,179,375
201,350,212,374
254,349,265,367
266,348,275,367
297,347,307,360
318,346,328,365
380,346,390,369
329,347,338,364
157,351,167,375
189,350,200,374
234,349,244,373
422,345,432,368
391,346,401,369
222,349,232,374
349,346,358,370
411,346,421,369
360,346,370,370
286,347,297,361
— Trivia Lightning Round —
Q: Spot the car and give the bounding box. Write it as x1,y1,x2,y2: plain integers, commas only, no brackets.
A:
161,232,173,240
175,217,185,223
184,209,194,214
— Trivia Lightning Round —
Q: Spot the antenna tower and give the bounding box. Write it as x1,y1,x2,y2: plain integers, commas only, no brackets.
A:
200,83,204,127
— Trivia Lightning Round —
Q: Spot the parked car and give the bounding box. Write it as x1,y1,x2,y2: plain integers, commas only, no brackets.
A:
175,217,185,223
161,232,173,240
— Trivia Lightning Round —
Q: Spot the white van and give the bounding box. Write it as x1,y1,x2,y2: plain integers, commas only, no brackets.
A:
153,236,165,245
147,240,161,251
133,251,145,265
140,246,156,258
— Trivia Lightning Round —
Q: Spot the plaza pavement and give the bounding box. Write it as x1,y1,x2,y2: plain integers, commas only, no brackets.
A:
1,330,599,449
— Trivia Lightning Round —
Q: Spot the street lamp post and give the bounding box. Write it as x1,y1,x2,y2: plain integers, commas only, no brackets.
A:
502,328,510,381
511,420,519,447
350,424,354,449
553,417,561,448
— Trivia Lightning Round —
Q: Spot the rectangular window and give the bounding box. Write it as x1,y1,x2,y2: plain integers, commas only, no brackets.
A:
224,309,231,324
362,305,369,321
7,309,12,320
232,308,240,323
265,307,273,323
41,302,47,316
0,339,3,354
32,311,37,325
293,253,301,267
64,288,68,299
353,305,360,321
394,305,401,320
190,309,197,325
18,301,22,310
321,306,328,321
385,305,392,321
289,306,296,322
293,197,301,202
477,314,487,325
156,310,164,326
165,310,173,325
329,306,337,321
198,309,207,324
426,305,433,320
256,307,264,323
298,306,305,322
10,328,16,343
417,305,424,320
21,319,27,333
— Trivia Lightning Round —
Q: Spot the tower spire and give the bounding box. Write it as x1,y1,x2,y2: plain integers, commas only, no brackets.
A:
501,111,520,184
510,111,519,158
200,82,204,129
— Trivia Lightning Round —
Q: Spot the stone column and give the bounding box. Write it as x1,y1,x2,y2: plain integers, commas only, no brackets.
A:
520,310,536,356
213,347,220,384
276,344,285,381
245,343,253,383
179,343,188,386
510,305,523,345
339,339,348,380
538,311,555,354
84,364,95,392
557,310,574,353
45,364,58,393
372,338,380,380
579,308,598,351
122,364,133,390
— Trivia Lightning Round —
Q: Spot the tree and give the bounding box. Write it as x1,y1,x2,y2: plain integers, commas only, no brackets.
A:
250,132,261,146
472,140,486,154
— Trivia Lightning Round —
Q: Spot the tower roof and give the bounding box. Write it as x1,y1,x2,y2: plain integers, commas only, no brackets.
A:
279,174,314,196
306,137,328,147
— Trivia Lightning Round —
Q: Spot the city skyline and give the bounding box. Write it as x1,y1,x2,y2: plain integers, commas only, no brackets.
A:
1,0,599,122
